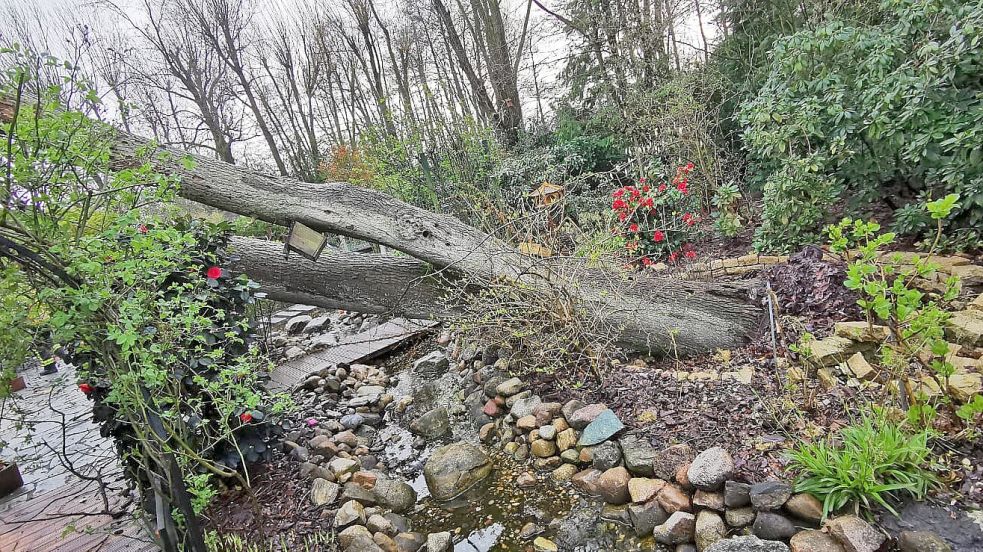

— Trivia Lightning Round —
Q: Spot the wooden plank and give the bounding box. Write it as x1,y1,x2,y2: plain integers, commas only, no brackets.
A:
268,318,437,391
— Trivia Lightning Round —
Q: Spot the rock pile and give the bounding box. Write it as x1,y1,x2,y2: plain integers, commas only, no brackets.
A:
798,316,982,404
475,372,952,552
284,359,465,551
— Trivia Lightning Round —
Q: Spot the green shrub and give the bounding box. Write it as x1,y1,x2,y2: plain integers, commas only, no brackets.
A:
741,0,983,251
788,412,937,518
754,157,841,252
826,195,965,421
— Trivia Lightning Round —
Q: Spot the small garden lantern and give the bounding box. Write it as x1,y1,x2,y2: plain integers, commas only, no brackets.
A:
284,221,328,261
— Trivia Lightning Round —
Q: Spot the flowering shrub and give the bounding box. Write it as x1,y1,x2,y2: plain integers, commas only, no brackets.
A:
0,60,289,548
610,163,707,266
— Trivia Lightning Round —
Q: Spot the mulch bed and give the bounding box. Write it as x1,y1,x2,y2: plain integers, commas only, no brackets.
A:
202,453,334,548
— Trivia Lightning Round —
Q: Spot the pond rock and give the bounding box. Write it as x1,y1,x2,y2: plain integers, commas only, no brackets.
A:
789,530,845,552
567,403,608,429
750,481,792,511
619,434,657,476
310,478,339,507
825,515,886,552
706,535,790,552
897,531,951,552
372,477,417,514
653,511,696,545
409,407,450,439
423,442,493,501
591,441,622,471
578,409,625,446
426,531,453,551
687,447,734,490
753,512,797,540
413,350,449,377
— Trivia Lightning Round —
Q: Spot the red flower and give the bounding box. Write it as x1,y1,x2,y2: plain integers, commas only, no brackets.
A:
612,199,627,210
239,411,253,423
642,197,654,209
669,251,679,262
138,224,148,234
685,162,695,170
639,177,647,183
206,266,223,279
658,184,667,193
628,223,639,233
630,188,641,200
641,257,653,267
612,188,625,198
79,383,93,395
653,230,665,242
677,181,688,195
618,212,628,222
685,250,697,259
683,213,696,226
641,185,650,193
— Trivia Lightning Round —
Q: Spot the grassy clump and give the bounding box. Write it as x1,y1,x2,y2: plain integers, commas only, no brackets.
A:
788,412,937,518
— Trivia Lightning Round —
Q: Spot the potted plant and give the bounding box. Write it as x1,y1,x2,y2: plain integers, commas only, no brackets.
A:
0,456,24,498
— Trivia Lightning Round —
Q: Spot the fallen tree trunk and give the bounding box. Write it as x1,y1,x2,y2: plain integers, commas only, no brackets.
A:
230,236,762,353
1,95,764,353
228,237,458,319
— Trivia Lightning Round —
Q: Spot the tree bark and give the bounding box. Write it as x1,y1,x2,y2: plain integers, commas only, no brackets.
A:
228,236,458,318
0,96,764,353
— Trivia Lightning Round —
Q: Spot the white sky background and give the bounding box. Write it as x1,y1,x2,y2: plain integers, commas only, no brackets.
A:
1,0,722,155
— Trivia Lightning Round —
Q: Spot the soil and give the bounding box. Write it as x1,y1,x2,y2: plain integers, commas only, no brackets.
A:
202,452,336,549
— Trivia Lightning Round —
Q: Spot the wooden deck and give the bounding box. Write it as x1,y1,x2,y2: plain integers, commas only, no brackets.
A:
0,480,155,551
0,365,156,551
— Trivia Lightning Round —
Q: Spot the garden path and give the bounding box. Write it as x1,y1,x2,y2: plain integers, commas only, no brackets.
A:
0,363,156,551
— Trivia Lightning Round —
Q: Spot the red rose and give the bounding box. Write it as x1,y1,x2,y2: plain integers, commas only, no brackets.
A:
685,162,695,170
685,250,697,259
79,383,93,395
669,251,678,262
653,230,665,242
612,199,627,210
658,184,667,193
206,266,223,279
628,223,639,233
239,412,253,423
642,198,653,209
138,224,148,234
618,212,628,222
677,181,688,194
612,188,625,198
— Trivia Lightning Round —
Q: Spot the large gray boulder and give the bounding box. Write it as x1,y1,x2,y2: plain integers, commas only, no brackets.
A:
423,442,493,500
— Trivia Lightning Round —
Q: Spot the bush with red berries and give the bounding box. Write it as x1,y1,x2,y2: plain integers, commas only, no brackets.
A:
610,163,707,266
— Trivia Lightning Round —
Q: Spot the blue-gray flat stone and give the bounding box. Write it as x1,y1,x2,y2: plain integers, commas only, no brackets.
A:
578,409,625,446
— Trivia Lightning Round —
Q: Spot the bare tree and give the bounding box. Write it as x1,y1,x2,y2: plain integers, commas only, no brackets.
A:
180,0,289,175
